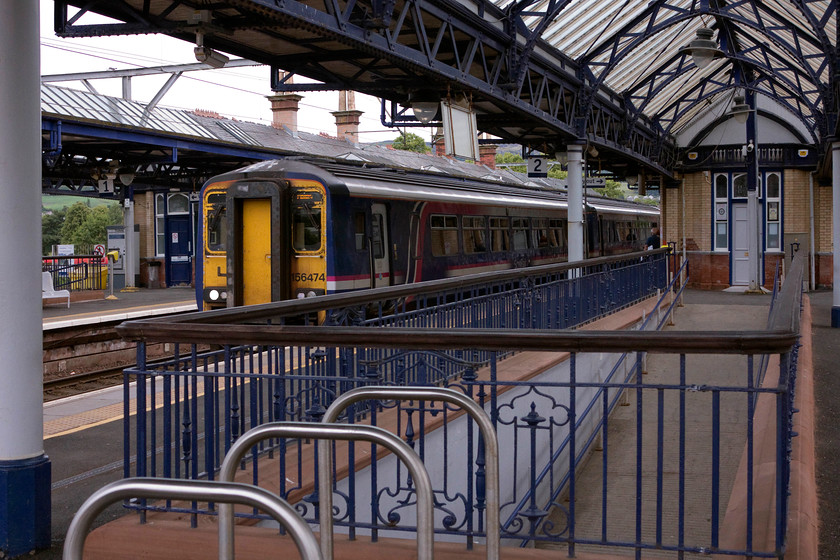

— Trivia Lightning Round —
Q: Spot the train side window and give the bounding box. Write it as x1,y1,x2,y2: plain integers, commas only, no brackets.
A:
511,217,529,250
431,214,459,256
206,193,227,252
354,212,366,251
533,219,550,248
463,216,487,253
548,219,565,251
490,217,509,252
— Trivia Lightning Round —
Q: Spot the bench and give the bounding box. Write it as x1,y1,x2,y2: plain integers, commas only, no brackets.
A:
42,271,70,308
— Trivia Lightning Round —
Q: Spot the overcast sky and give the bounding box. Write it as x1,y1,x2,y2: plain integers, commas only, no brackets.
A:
38,1,427,143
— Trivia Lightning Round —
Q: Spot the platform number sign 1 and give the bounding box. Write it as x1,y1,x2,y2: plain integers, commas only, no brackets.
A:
527,156,548,178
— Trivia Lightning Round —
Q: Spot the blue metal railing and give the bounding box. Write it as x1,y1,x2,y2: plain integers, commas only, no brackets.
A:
116,250,802,559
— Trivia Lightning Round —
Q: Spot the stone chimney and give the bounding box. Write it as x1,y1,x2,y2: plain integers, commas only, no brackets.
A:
267,73,303,132
332,90,363,142
479,143,497,169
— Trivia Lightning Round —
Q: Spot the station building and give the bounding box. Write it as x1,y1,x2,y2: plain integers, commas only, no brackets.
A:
659,94,825,290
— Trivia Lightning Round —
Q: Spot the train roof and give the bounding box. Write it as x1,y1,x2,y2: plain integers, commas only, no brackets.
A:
208,156,659,216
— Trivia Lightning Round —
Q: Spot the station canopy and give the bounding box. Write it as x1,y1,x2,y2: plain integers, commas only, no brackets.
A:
55,1,838,173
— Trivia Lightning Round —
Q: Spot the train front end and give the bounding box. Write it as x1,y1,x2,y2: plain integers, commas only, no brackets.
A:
197,165,328,311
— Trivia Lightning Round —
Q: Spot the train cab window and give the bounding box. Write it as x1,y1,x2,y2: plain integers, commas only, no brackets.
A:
490,217,509,252
206,193,227,252
463,216,487,253
354,212,366,251
511,218,529,250
431,214,459,256
292,191,323,252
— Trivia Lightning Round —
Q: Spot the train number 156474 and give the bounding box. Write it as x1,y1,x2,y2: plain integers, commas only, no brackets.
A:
291,272,325,282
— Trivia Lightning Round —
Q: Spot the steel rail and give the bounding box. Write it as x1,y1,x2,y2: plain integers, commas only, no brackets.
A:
63,478,321,560
218,422,435,560
321,386,500,560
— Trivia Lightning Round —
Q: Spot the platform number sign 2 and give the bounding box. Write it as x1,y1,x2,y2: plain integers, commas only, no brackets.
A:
527,156,548,178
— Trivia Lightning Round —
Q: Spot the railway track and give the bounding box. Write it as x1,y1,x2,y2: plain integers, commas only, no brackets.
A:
42,312,191,402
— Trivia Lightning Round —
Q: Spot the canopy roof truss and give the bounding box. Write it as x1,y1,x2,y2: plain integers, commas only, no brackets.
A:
54,0,838,175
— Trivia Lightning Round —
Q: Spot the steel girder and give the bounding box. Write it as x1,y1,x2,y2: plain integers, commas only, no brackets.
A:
53,0,676,175
575,0,834,142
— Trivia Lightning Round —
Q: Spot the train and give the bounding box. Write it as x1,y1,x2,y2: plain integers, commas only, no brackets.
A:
196,157,660,310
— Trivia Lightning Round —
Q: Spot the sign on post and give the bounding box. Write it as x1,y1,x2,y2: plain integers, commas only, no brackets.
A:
527,156,548,178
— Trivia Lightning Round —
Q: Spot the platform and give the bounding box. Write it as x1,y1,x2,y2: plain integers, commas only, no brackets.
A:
42,286,197,330
27,289,833,560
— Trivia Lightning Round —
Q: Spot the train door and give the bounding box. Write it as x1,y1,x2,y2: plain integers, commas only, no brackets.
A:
241,199,272,305
228,181,287,306
370,203,391,287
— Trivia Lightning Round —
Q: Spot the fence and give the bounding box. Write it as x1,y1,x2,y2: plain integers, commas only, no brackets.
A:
115,249,802,558
42,255,108,291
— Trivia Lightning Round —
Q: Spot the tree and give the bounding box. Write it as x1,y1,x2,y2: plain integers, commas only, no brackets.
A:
42,208,66,255
392,132,430,153
594,180,626,199
495,152,526,173
53,200,123,250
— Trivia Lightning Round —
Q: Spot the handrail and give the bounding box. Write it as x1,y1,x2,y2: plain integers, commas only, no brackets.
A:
63,478,322,560
218,422,435,560
321,386,500,560
117,322,798,354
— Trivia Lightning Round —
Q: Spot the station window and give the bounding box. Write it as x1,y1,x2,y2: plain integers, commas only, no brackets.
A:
511,217,529,250
431,214,459,256
155,193,165,256
168,193,190,214
765,172,782,251
713,174,729,251
463,216,487,253
489,217,510,252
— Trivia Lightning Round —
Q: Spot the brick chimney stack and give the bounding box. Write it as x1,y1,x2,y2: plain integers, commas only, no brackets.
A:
479,143,497,169
332,90,363,142
266,72,303,132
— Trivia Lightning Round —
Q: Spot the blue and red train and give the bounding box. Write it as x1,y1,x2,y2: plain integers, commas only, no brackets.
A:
196,157,659,310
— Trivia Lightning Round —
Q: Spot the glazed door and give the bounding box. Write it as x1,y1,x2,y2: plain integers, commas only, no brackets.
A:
166,215,192,285
731,204,749,285
241,198,272,305
370,203,391,287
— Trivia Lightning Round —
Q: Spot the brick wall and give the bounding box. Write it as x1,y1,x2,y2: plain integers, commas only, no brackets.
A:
665,171,712,252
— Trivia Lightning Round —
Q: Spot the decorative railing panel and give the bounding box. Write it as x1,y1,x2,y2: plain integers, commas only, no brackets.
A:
116,250,803,558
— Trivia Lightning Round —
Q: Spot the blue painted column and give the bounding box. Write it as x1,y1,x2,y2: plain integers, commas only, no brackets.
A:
832,142,840,327
567,145,584,263
0,0,52,555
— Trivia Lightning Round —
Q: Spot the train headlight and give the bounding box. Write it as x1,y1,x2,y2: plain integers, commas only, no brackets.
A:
307,291,317,298
204,288,228,304
297,293,305,299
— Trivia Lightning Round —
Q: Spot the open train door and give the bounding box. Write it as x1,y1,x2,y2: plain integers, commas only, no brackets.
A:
370,203,391,287
227,181,289,306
